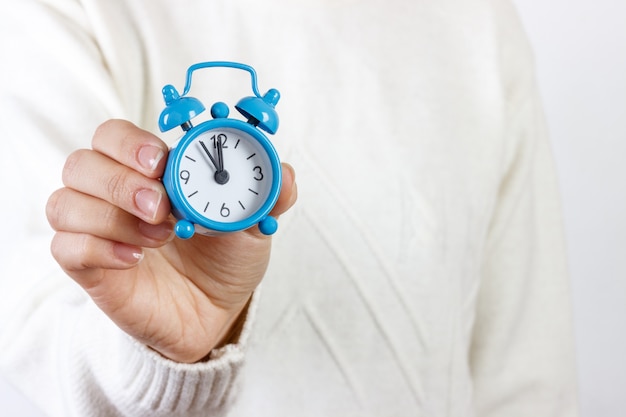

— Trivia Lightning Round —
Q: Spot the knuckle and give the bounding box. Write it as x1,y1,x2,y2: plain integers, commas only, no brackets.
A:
76,234,99,270
62,149,87,186
105,168,132,205
92,119,131,148
51,233,95,272
93,119,118,141
49,232,81,269
50,233,112,282
49,234,63,263
101,202,123,234
94,119,114,136
45,189,68,230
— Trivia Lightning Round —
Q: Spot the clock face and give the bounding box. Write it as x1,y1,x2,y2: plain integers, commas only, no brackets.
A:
171,125,277,226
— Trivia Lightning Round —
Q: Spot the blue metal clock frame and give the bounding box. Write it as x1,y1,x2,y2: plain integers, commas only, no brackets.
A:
163,118,282,238
158,61,282,238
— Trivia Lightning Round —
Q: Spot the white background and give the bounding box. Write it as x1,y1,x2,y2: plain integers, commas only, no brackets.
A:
1,1,625,415
512,0,626,415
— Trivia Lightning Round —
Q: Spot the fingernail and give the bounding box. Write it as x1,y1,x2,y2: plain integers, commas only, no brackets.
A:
138,221,174,241
113,243,144,265
138,145,165,172
135,189,163,220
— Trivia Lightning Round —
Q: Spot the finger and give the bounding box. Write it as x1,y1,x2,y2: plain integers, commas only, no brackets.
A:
92,119,169,179
50,231,144,275
244,163,297,238
270,162,298,217
62,149,171,224
46,188,174,247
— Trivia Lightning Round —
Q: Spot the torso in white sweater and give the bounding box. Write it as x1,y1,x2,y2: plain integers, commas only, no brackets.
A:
0,1,578,416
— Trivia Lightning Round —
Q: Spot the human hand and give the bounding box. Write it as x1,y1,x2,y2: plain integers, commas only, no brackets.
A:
46,119,297,363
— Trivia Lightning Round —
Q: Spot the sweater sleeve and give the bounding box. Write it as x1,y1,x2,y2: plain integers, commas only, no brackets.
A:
0,1,250,416
469,2,579,415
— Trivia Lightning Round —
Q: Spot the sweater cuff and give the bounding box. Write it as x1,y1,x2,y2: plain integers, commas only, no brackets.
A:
89,291,259,416
120,337,244,414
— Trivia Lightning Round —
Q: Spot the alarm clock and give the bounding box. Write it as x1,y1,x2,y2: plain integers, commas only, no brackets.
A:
158,61,282,239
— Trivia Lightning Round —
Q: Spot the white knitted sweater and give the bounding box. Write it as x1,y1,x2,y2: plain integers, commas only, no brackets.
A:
0,0,578,416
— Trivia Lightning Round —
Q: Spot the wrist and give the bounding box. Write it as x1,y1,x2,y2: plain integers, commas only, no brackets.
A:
202,296,252,360
149,294,253,364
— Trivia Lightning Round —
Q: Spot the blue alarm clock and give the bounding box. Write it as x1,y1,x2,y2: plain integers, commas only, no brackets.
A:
158,61,282,239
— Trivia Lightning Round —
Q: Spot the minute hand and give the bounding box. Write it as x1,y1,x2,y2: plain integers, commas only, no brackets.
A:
216,135,225,173
199,140,219,171
214,135,229,184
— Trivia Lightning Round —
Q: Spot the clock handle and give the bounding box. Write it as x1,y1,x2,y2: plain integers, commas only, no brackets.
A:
173,61,280,134
182,61,262,97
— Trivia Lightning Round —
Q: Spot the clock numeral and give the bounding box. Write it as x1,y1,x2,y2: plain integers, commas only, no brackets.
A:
211,134,228,149
253,166,264,181
180,170,190,184
220,203,231,218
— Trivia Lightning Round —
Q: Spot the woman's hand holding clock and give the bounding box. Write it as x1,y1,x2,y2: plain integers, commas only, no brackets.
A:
46,119,297,363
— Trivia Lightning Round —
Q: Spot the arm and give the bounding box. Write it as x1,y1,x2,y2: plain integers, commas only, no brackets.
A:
0,3,296,416
469,3,578,414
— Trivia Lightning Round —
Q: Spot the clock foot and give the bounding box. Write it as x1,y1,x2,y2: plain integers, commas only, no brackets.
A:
175,220,195,239
258,216,278,235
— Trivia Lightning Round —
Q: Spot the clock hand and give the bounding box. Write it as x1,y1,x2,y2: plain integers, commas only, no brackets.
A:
199,137,229,185
216,135,225,173
199,140,219,171
214,135,230,185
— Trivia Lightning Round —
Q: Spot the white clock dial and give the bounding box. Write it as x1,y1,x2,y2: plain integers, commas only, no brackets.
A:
176,127,274,223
